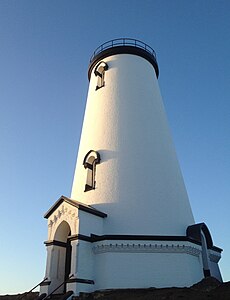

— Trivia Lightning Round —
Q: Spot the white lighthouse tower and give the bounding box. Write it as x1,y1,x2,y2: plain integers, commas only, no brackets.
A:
40,39,222,297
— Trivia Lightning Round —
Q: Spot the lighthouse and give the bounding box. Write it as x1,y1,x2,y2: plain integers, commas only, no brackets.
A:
40,38,222,297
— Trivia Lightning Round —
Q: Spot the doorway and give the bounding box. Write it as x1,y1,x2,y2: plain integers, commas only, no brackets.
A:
64,231,72,292
53,221,72,293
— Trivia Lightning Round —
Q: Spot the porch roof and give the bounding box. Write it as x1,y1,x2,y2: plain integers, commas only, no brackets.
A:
44,195,107,219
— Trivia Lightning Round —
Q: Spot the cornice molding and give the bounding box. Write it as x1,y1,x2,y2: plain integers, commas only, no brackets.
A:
93,242,201,257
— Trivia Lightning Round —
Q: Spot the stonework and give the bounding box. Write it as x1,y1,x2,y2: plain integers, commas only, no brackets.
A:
47,202,79,241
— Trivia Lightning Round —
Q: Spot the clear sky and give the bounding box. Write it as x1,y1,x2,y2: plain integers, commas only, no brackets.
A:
0,0,229,295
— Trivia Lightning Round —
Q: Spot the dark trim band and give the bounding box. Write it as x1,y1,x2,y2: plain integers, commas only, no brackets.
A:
211,245,222,252
67,278,94,285
91,234,222,252
44,240,67,248
88,45,159,80
79,204,106,217
40,281,51,286
68,234,92,242
90,234,201,244
69,233,221,253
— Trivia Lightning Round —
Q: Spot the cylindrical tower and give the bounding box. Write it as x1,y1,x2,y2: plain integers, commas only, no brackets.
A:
41,39,222,296
71,38,195,235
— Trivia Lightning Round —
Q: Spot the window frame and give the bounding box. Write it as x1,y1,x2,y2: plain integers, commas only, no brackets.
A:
83,150,101,192
94,61,108,90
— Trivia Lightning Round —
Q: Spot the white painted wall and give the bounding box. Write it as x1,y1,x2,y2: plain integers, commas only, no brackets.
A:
78,210,104,236
77,241,94,277
93,240,203,290
209,260,222,281
71,53,194,235
208,249,222,281
40,245,67,294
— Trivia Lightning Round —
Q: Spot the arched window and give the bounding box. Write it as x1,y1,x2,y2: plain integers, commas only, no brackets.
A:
94,61,108,90
83,150,101,192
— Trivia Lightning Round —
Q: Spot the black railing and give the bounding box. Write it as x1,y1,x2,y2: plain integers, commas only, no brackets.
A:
17,278,48,300
90,38,156,63
43,275,74,300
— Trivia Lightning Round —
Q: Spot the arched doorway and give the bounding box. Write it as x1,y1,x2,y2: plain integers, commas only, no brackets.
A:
52,221,72,293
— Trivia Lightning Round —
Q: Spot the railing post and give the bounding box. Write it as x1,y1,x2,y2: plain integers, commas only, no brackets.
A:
17,278,48,300
43,274,74,300
89,38,156,66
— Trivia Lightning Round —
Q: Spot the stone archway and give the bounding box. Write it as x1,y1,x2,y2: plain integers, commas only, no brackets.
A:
51,221,72,293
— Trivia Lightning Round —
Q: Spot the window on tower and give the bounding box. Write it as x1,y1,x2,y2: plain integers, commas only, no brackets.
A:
83,150,101,192
94,61,108,90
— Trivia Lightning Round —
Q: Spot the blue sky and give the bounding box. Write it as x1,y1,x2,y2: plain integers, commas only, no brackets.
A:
0,0,229,294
